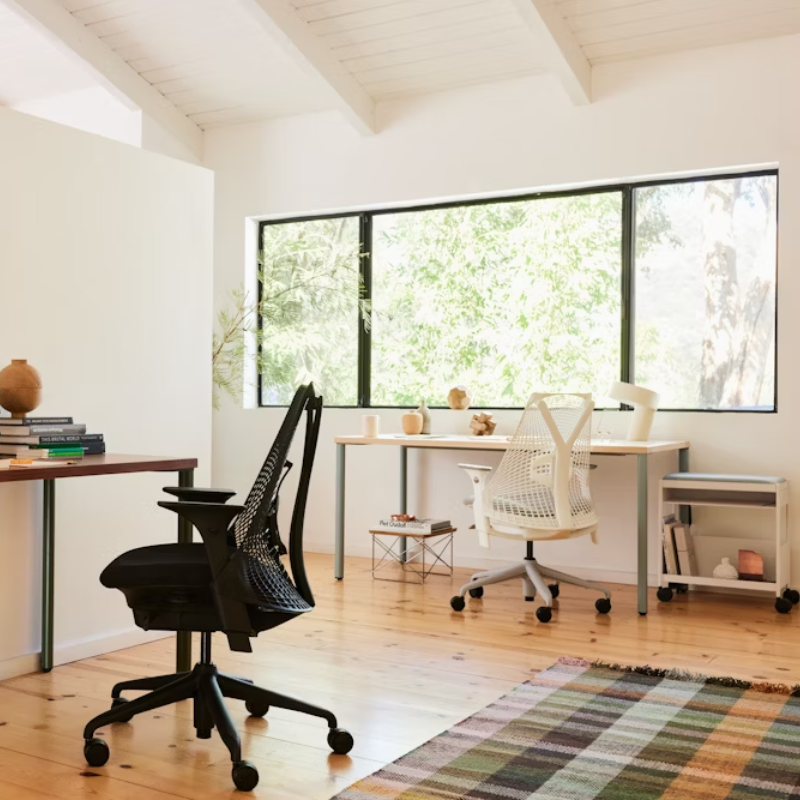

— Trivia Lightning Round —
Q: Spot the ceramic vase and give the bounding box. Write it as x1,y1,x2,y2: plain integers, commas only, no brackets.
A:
0,359,42,418
416,399,431,434
401,411,423,435
712,557,738,580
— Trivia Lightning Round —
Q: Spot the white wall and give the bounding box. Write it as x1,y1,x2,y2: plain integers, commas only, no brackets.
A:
205,35,800,586
0,107,214,676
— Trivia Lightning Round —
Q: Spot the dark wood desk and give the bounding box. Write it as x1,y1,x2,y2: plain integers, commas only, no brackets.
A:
0,454,198,673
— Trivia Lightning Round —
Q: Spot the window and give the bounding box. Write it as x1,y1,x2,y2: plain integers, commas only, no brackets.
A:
634,175,777,410
371,193,622,407
258,216,361,406
258,171,778,412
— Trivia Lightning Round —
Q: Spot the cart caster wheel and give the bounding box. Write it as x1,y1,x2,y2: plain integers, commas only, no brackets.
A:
232,760,259,791
676,584,689,594
783,589,800,605
657,587,673,603
245,698,270,718
469,586,484,599
328,728,354,755
84,737,109,767
776,597,793,614
110,697,133,723
536,606,552,623
525,596,535,602
548,584,560,599
595,598,611,614
450,595,465,612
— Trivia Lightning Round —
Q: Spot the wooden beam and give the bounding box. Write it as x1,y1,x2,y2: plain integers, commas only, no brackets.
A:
511,0,592,105
237,0,377,135
1,0,203,159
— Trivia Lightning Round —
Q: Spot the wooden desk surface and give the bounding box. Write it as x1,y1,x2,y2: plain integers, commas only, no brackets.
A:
0,454,198,483
334,434,689,455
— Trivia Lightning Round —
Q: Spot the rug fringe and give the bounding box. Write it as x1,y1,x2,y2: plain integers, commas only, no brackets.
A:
556,656,800,696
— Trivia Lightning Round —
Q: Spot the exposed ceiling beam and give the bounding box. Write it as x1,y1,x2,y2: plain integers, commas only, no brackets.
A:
511,0,592,105
237,0,377,135
1,0,203,159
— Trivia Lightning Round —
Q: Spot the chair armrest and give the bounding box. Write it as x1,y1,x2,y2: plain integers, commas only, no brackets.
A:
158,500,244,533
458,463,493,471
458,464,492,548
162,486,237,503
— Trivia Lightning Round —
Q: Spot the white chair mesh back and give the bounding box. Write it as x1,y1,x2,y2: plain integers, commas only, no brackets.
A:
484,393,598,532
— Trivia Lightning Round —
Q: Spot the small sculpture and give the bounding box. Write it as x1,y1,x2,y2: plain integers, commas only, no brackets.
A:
447,385,472,410
0,359,42,418
712,557,738,580
401,411,423,435
469,412,497,436
416,399,431,434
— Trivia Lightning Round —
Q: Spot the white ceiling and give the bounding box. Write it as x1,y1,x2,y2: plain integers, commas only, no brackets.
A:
0,3,92,105
1,0,800,138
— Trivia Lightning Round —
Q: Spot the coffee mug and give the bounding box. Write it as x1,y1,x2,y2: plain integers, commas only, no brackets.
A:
362,415,380,438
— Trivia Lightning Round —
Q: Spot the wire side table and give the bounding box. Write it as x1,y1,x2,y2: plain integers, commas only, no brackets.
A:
369,528,456,584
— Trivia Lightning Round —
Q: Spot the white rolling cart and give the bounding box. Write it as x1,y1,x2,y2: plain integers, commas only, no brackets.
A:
657,472,796,613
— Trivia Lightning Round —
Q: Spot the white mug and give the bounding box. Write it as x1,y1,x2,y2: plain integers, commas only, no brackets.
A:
361,414,380,438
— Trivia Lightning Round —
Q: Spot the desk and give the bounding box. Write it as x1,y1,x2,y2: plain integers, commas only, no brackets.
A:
0,454,197,673
333,435,690,615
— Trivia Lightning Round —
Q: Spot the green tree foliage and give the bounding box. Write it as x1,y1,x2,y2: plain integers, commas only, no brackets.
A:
371,193,623,407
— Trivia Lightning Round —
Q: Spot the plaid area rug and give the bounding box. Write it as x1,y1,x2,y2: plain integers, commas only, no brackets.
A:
335,658,800,799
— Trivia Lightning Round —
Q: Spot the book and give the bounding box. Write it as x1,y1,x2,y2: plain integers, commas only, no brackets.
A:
0,416,73,426
672,523,697,576
0,423,86,436
0,446,84,458
373,518,452,533
662,514,680,575
0,433,103,446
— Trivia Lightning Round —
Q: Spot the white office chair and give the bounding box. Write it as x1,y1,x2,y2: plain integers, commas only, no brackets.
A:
451,392,611,623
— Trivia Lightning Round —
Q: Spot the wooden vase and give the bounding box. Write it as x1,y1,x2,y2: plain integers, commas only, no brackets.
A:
401,411,423,435
0,359,42,418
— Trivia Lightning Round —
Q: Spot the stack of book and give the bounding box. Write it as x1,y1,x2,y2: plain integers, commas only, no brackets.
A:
0,416,105,459
372,517,452,534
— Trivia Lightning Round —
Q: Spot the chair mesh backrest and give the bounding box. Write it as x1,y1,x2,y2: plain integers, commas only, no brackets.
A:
485,393,597,532
230,384,319,613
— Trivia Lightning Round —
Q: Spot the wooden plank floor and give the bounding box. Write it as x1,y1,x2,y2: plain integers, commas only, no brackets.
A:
1,553,799,799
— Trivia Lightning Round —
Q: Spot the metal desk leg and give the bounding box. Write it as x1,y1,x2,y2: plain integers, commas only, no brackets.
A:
678,448,691,525
335,444,346,580
176,468,194,673
41,479,55,672
399,448,408,563
637,454,648,616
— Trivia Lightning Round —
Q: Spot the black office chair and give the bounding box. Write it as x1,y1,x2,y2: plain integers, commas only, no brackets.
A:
82,384,351,792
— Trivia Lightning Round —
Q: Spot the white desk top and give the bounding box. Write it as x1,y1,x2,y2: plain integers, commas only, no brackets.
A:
334,434,689,455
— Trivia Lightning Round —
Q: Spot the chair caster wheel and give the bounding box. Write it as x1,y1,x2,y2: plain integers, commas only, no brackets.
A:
548,584,559,599
595,598,611,614
469,586,484,599
111,697,133,723
328,727,354,755
536,607,552,623
84,737,109,767
783,589,800,605
245,698,270,718
232,760,259,791
450,596,466,612
657,587,673,603
776,597,793,614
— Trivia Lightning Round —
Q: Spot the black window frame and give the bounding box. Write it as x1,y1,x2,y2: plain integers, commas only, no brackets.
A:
257,168,779,413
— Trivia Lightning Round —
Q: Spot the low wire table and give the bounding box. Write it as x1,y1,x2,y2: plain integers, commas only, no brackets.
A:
370,527,456,583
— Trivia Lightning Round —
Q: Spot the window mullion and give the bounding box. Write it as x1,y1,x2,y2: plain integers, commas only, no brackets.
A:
358,213,373,408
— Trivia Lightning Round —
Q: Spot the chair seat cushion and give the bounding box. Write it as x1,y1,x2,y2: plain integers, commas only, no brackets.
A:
101,543,224,590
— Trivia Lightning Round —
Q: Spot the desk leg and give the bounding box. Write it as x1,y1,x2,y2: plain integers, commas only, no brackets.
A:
678,448,691,525
176,468,194,673
335,444,346,580
637,454,649,616
41,479,55,673
399,448,408,563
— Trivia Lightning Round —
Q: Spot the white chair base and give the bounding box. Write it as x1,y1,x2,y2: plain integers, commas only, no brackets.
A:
451,556,611,622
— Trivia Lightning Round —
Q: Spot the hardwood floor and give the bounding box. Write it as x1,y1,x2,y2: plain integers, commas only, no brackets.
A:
1,553,798,799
